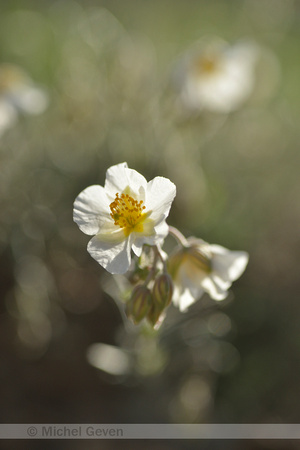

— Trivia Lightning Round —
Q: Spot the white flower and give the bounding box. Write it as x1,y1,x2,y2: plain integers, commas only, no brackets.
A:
174,39,258,113
73,162,176,274
0,100,17,136
0,63,48,136
169,238,249,311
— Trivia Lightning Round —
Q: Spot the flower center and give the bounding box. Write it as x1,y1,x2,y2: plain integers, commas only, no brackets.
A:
0,65,24,93
109,192,147,236
193,54,219,76
168,246,212,280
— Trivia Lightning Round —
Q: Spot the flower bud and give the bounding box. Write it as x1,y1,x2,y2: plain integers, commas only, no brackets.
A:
147,303,164,328
126,285,152,324
152,273,173,308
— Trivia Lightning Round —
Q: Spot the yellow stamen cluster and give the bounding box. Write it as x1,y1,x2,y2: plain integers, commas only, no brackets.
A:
194,54,219,76
109,192,146,235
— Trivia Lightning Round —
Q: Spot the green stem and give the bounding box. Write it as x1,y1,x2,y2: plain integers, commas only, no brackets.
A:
168,226,189,247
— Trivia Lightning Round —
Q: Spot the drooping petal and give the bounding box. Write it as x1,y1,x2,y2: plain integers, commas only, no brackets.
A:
210,246,249,283
104,162,148,198
173,287,199,312
210,273,231,291
73,185,111,235
227,252,249,281
200,276,228,301
173,263,205,309
145,177,176,223
87,232,132,274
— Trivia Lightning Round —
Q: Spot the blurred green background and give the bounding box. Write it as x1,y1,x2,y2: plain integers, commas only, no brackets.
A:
0,0,300,449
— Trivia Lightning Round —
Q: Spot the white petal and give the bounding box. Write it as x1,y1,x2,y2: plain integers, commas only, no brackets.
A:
131,242,143,257
172,284,181,304
182,41,257,113
174,287,198,312
0,100,17,134
145,177,176,222
227,252,249,281
73,185,111,235
211,273,231,291
201,276,228,301
209,244,228,255
10,86,48,114
154,221,169,241
157,246,168,261
87,232,132,274
226,41,258,71
178,264,205,298
104,162,147,197
131,227,169,257
210,246,249,283
134,221,169,249
134,222,168,249
87,343,130,375
140,217,156,237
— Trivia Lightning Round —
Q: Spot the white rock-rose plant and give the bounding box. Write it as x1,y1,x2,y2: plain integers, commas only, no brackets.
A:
73,162,248,327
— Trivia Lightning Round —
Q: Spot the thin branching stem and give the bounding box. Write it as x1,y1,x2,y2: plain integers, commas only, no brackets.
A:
168,226,189,247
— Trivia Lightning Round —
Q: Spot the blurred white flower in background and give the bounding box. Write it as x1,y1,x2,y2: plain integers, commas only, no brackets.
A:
87,343,131,376
169,237,249,311
0,99,17,135
73,162,176,275
174,38,259,113
0,63,48,136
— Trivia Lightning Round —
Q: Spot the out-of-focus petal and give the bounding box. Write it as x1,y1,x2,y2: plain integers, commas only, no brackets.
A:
173,287,199,312
87,343,131,375
0,100,17,135
10,86,49,114
171,238,248,310
210,245,249,282
177,39,259,113
201,276,228,301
